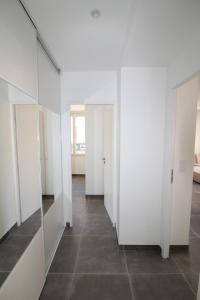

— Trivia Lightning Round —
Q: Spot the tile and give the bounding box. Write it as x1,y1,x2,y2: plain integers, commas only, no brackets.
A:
192,182,200,194
42,198,54,215
49,236,80,273
189,229,198,239
190,215,200,236
70,275,132,300
191,200,200,215
39,274,72,300
184,272,199,295
125,248,179,274
0,272,9,287
10,209,41,236
0,235,32,271
86,198,106,215
63,215,86,236
83,214,116,236
172,238,200,273
131,274,195,300
73,197,88,216
76,236,126,274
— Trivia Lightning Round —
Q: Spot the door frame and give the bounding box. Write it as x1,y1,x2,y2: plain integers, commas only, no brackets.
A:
65,102,118,227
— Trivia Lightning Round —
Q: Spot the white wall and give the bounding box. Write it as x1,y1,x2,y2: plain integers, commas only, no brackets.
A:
119,67,166,245
15,105,42,223
103,106,114,221
170,76,200,245
0,0,38,99
0,81,17,238
72,156,85,175
85,105,104,195
61,111,72,225
61,71,117,112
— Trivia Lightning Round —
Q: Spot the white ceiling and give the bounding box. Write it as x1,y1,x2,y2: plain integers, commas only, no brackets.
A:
123,0,200,67
22,0,200,71
22,0,133,71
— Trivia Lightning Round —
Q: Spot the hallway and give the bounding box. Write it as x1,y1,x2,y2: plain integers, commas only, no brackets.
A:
40,176,198,300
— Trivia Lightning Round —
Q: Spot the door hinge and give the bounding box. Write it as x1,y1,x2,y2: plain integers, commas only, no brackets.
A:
171,169,174,184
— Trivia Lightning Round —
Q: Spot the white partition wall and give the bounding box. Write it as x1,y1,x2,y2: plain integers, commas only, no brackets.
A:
119,67,166,246
15,105,41,222
0,0,38,99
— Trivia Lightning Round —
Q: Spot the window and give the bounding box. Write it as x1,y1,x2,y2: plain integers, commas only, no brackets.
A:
71,114,86,155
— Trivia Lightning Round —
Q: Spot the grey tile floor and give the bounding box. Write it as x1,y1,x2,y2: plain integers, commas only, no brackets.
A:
40,176,199,300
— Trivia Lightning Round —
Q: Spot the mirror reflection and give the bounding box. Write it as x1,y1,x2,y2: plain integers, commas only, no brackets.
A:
0,100,44,287
39,107,55,215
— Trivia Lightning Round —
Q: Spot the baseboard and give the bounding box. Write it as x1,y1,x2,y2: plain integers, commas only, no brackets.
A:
42,195,54,199
85,195,104,199
72,174,85,176
120,245,161,251
170,245,189,252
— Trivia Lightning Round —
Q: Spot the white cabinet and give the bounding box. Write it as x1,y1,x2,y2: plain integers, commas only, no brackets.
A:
37,43,60,113
0,0,38,99
0,229,45,300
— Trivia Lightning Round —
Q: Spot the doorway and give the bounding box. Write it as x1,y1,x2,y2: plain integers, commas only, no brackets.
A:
70,104,115,229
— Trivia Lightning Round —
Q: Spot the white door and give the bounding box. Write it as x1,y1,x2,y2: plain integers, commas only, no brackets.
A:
15,105,41,222
85,105,104,195
103,106,113,221
171,76,200,245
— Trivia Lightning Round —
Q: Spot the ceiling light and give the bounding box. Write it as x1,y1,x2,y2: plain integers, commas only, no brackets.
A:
91,9,101,18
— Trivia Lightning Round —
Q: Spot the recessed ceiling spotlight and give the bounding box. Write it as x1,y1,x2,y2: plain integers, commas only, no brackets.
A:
91,9,101,18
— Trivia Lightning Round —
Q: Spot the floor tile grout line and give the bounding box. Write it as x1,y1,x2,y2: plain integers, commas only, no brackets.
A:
46,271,186,276
123,247,136,300
65,189,85,300
171,255,196,296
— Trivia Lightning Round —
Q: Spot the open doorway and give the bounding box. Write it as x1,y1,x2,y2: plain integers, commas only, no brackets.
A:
70,104,115,234
170,74,200,246
191,98,200,239
168,75,200,294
